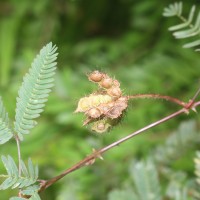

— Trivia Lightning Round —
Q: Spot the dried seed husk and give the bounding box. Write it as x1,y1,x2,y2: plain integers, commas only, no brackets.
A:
107,87,122,98
86,107,101,118
100,77,113,89
88,71,104,82
106,107,122,119
113,79,120,87
75,94,113,112
91,119,111,133
106,97,128,119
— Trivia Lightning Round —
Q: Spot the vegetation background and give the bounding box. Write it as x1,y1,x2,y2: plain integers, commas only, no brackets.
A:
0,0,200,199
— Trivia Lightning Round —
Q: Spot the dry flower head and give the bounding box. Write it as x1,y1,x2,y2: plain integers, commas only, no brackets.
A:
75,71,128,133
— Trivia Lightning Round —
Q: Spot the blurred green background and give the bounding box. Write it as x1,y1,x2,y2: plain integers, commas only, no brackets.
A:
1,0,200,199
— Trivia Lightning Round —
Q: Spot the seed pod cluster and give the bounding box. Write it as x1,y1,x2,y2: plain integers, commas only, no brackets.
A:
75,71,129,133
88,71,122,99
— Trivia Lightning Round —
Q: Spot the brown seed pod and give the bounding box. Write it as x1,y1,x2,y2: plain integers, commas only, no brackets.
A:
115,97,128,110
106,107,121,119
100,77,113,89
88,71,104,82
107,87,122,98
86,108,101,118
75,94,112,113
113,79,120,87
98,101,115,114
91,119,111,133
106,101,128,119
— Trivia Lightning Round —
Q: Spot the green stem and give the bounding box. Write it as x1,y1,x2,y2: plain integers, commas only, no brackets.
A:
177,14,194,29
15,136,22,177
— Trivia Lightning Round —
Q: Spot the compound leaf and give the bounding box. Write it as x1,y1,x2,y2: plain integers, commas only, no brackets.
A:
14,42,58,141
0,156,39,190
163,2,200,50
0,97,13,144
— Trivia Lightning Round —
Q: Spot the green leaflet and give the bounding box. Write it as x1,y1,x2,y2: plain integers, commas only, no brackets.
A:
10,193,41,200
9,185,41,200
0,155,38,190
154,120,199,165
129,159,161,200
0,97,13,144
163,2,182,17
194,151,200,186
14,42,58,140
163,2,200,50
108,189,138,200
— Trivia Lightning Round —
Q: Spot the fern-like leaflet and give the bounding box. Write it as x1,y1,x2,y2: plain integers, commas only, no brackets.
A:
0,155,38,190
0,97,13,144
14,42,58,140
163,2,200,50
129,159,161,200
10,185,41,200
194,151,200,185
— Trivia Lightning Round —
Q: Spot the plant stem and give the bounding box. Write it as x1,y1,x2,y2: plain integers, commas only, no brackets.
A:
38,88,200,192
177,15,194,29
39,107,189,192
127,94,186,107
191,87,200,102
15,136,22,177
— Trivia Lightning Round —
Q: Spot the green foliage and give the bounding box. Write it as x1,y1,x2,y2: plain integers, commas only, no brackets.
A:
130,159,161,200
163,2,183,17
14,42,58,141
10,190,41,200
108,159,161,200
108,189,138,200
0,42,57,199
108,120,199,200
194,151,200,186
0,155,38,190
167,184,195,200
0,1,29,88
11,185,41,200
155,120,200,165
163,2,200,49
1,0,200,199
0,97,13,144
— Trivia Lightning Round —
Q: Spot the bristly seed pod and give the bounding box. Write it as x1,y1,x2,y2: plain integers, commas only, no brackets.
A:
107,87,122,98
75,70,129,134
75,94,112,113
100,78,113,89
91,119,111,133
86,108,101,118
107,107,121,119
88,71,104,82
113,80,120,87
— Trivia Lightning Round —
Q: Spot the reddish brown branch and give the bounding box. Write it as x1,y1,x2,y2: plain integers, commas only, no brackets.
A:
127,94,186,107
38,87,200,193
39,105,196,192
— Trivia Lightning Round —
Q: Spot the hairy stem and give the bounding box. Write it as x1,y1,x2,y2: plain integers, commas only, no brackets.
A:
39,106,192,192
38,88,200,192
127,94,186,107
15,136,22,177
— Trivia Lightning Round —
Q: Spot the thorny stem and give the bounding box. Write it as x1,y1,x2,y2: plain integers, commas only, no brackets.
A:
38,87,200,193
15,135,22,177
127,94,186,107
39,100,200,192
